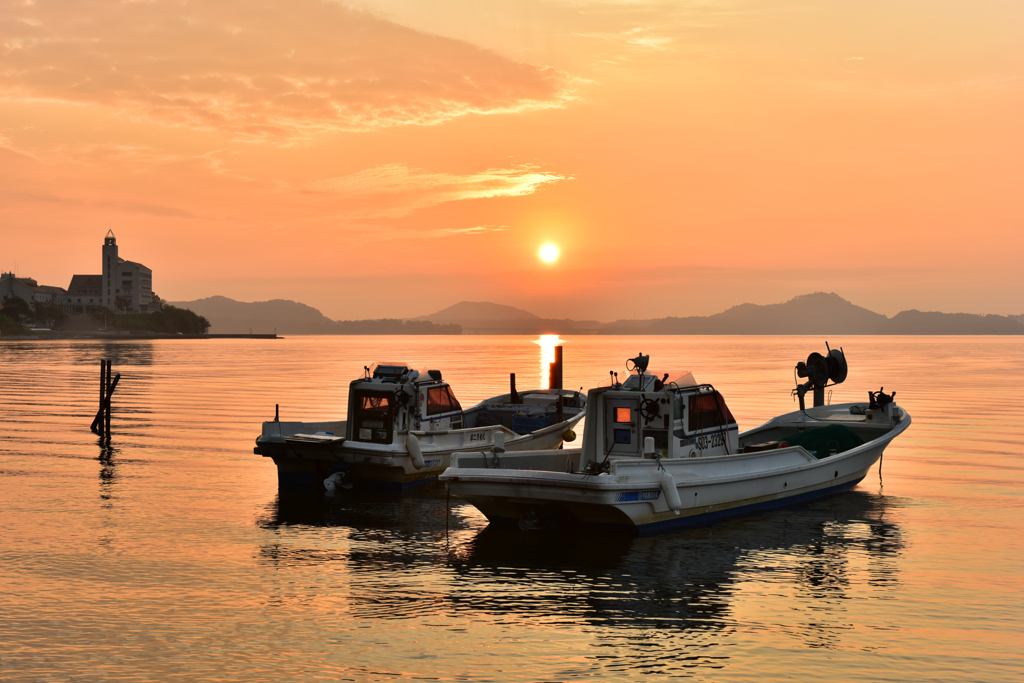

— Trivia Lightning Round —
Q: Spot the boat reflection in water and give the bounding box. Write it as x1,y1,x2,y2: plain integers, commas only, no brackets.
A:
451,490,903,645
256,487,903,655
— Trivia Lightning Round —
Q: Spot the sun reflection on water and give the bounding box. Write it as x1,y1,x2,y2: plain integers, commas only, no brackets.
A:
534,334,562,389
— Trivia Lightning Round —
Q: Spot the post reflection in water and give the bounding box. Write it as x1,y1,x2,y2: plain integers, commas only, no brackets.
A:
535,334,562,389
256,487,904,676
97,441,119,504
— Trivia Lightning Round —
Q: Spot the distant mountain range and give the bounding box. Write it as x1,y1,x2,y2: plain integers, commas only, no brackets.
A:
410,300,602,334
602,292,1024,335
169,296,460,335
171,293,1024,336
409,301,540,323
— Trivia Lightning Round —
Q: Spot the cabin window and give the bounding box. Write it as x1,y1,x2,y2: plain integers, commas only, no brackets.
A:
688,392,736,432
354,391,394,444
426,386,462,415
614,407,632,423
361,395,390,410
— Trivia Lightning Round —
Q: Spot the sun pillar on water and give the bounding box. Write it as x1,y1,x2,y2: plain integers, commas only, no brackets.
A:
537,335,562,389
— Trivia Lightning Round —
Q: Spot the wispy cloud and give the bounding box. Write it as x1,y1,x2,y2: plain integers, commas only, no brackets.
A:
430,224,508,237
2,190,199,218
306,164,568,217
47,143,206,168
0,0,574,140
340,223,510,245
0,130,36,160
576,26,674,52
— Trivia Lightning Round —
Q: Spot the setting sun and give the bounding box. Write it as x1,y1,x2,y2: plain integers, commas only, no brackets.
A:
539,243,559,263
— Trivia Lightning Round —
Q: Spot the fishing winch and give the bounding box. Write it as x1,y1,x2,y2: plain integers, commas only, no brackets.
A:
794,342,847,410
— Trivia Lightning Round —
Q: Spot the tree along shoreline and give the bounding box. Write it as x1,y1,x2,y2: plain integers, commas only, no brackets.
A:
0,297,210,336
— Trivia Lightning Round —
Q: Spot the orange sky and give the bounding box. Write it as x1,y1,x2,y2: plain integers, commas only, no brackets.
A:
2,0,1022,321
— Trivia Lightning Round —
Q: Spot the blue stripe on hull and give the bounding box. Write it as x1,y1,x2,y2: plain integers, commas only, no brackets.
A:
635,476,866,535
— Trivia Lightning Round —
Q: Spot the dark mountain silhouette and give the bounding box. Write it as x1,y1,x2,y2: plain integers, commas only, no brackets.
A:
169,296,333,334
603,292,1022,335
412,301,539,322
412,300,600,334
173,293,1024,336
887,310,1024,335
605,292,890,335
170,296,459,335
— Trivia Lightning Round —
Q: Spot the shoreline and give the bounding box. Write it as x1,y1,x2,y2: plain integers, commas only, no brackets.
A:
0,332,280,340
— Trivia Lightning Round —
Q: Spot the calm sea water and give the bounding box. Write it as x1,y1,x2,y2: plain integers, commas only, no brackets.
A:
1,336,1022,682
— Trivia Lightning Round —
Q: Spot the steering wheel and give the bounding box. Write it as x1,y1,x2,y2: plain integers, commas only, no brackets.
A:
639,396,660,422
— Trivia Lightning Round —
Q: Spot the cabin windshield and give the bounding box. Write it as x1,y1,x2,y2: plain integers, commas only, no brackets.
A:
426,386,462,415
366,363,413,382
687,392,736,432
353,391,394,443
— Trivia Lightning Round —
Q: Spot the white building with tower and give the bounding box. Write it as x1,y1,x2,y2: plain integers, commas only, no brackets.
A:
3,231,154,316
100,230,153,313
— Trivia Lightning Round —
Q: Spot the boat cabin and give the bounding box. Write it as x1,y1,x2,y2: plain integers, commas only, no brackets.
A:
581,369,740,470
347,364,464,445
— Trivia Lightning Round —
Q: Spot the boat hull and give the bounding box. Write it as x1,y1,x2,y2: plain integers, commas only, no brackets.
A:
442,405,909,533
260,415,582,489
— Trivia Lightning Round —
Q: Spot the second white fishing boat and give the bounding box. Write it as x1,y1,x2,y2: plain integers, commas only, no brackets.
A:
440,345,910,534
255,362,585,489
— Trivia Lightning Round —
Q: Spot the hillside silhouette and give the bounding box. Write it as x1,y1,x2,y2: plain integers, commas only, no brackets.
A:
604,293,1022,335
412,301,600,334
169,296,459,335
412,301,540,323
172,292,1023,335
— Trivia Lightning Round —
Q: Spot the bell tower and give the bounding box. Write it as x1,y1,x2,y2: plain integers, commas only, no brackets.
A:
102,230,118,310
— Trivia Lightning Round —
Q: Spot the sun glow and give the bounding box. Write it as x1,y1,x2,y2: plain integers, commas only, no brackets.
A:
539,243,559,263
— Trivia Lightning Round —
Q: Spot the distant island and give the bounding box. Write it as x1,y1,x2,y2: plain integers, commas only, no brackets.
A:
168,296,460,335
170,292,1024,336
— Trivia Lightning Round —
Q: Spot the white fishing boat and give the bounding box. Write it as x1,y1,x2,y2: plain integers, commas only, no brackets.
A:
255,363,585,489
439,345,910,534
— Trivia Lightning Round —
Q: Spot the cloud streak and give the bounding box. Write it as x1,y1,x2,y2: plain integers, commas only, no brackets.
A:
0,0,573,139
307,164,568,216
2,189,199,218
576,26,674,52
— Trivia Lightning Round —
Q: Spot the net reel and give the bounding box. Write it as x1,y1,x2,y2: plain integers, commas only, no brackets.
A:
794,342,847,410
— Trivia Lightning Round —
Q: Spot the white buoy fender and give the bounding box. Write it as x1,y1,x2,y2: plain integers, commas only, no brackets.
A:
659,470,682,512
408,433,426,470
493,430,505,453
324,472,344,492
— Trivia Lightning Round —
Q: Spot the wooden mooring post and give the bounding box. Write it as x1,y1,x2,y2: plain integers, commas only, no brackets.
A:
90,359,121,439
548,345,563,390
